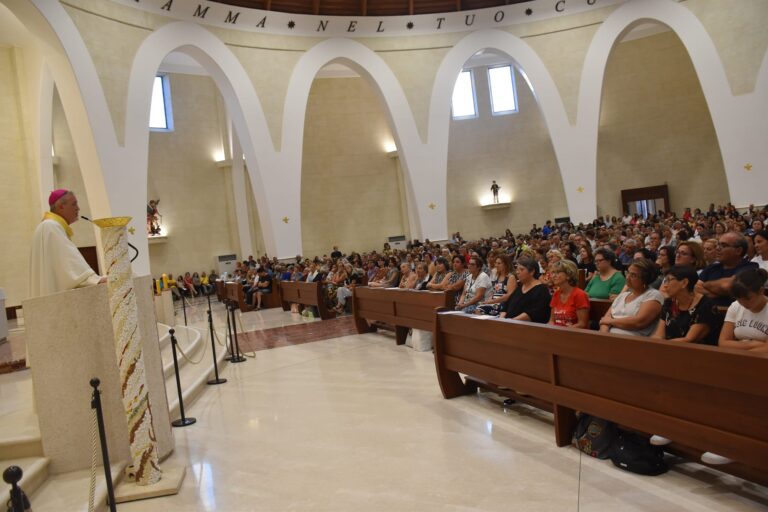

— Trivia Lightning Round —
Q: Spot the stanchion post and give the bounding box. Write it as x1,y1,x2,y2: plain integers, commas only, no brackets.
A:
168,329,196,427
3,466,29,512
90,378,118,512
228,304,246,363
181,294,188,326
206,293,226,385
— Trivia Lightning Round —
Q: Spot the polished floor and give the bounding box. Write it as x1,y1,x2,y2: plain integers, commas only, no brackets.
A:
112,307,768,512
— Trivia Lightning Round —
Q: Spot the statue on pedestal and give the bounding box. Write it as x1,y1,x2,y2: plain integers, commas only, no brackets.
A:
491,181,500,204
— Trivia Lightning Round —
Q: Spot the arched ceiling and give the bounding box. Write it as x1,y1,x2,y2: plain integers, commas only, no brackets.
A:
212,0,532,17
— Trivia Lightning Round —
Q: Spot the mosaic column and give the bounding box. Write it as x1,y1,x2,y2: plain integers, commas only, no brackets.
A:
93,217,162,485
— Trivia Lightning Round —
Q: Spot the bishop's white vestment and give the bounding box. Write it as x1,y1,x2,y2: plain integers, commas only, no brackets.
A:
29,213,101,297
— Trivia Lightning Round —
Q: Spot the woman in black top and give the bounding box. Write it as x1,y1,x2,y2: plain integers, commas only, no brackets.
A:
499,257,551,323
651,265,718,345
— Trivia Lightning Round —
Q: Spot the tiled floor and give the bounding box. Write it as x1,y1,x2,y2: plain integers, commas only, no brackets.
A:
237,316,360,352
114,309,767,512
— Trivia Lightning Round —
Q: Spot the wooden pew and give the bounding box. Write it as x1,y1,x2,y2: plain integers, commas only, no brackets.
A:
215,279,226,302
589,299,612,327
352,286,454,345
433,312,768,483
225,281,253,313
279,281,335,320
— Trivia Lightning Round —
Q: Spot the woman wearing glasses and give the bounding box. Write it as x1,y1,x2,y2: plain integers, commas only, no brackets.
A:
651,265,719,345
455,256,491,314
674,241,706,272
599,259,663,337
584,248,625,300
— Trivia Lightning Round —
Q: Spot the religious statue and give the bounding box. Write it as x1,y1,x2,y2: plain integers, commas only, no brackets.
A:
490,181,500,204
147,199,162,235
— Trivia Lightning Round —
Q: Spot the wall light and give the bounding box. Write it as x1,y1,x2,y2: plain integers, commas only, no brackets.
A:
479,192,512,207
212,149,225,163
383,140,397,153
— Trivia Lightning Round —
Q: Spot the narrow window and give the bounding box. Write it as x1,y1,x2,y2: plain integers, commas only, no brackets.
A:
451,70,478,120
488,65,518,115
149,75,174,131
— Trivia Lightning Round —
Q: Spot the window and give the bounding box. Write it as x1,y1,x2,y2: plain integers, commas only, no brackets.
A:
149,75,174,131
451,70,478,120
488,65,517,115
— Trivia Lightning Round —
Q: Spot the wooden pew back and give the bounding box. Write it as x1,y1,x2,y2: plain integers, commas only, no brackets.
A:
353,286,454,344
433,313,768,478
225,282,252,312
279,280,335,320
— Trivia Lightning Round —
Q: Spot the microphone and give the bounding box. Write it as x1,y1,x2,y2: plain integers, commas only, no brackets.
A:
81,215,140,263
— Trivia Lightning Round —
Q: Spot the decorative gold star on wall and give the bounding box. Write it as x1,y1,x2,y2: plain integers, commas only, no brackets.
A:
576,186,584,193
282,216,289,223
428,203,436,210
744,163,753,172
128,227,136,235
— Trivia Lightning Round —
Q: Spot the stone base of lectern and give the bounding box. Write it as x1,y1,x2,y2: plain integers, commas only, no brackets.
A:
22,275,175,474
114,462,186,503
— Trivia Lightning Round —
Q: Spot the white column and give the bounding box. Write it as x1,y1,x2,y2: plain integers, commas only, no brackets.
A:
231,134,254,258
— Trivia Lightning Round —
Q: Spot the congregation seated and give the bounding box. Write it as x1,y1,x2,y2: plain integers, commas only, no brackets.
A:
599,258,663,337
750,229,768,277
369,257,400,288
719,267,768,352
455,256,491,314
696,231,758,308
650,245,674,290
397,263,416,289
584,248,625,299
548,260,590,329
425,257,450,291
441,256,469,301
499,257,550,323
475,255,516,316
576,244,596,278
651,265,719,345
252,267,272,310
673,241,706,273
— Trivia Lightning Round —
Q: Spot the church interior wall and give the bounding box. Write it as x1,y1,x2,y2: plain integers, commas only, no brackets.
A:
596,29,730,217
0,44,39,308
446,65,569,239
51,89,97,249
146,73,239,277
300,77,406,258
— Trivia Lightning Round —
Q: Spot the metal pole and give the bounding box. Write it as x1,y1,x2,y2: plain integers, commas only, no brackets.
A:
181,293,188,326
229,304,246,363
90,378,117,512
206,293,226,385
168,329,196,427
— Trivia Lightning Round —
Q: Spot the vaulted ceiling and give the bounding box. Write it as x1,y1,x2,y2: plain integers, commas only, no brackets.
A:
212,0,532,17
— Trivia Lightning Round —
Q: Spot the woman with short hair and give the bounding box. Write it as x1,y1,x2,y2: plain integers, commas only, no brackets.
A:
652,265,718,345
499,257,551,323
548,260,590,329
702,238,719,267
599,259,664,337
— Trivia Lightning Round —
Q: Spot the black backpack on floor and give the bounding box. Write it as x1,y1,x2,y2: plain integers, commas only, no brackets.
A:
573,414,617,460
610,431,668,476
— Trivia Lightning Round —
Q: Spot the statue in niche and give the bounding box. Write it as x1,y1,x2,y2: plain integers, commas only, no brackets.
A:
490,181,500,204
147,199,162,236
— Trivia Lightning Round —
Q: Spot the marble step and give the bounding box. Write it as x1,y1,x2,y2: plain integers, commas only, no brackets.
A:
1,456,50,497
159,325,204,380
161,326,227,420
30,461,126,512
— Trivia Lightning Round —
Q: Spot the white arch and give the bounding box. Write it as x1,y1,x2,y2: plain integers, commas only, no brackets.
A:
281,38,433,240
579,0,768,208
124,21,281,261
4,0,115,218
427,29,592,224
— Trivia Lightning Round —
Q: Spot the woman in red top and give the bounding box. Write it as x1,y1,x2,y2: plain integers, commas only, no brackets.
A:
548,260,590,329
